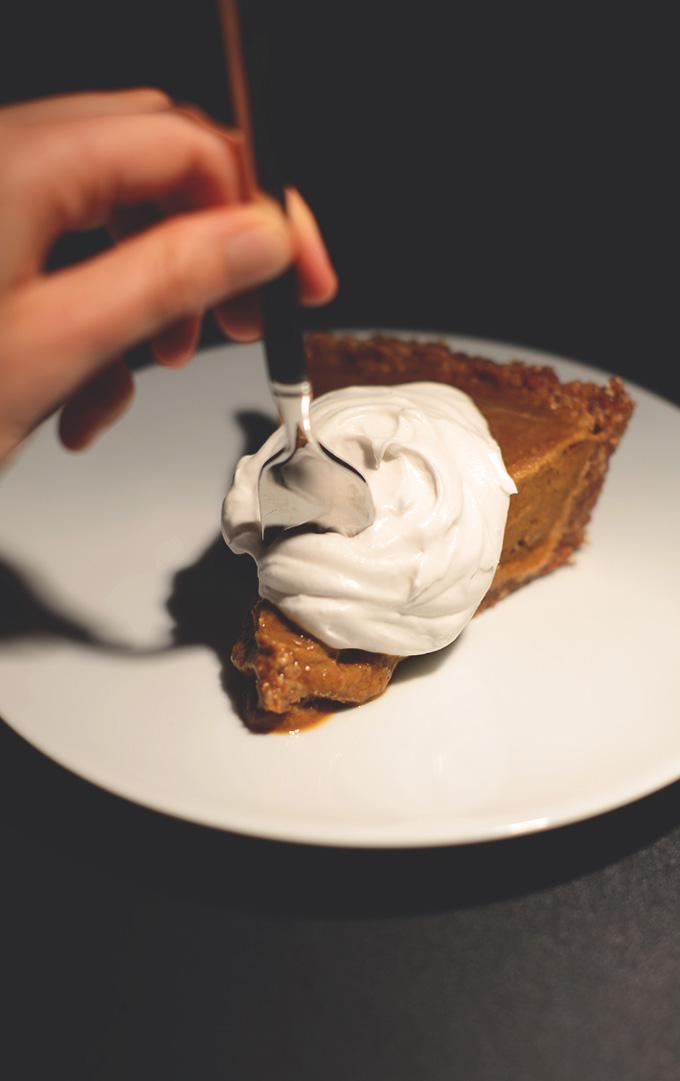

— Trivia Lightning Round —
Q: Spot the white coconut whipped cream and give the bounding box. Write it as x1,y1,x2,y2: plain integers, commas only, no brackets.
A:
222,383,516,656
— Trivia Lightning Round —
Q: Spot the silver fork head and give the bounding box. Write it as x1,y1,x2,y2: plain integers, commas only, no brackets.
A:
258,382,375,543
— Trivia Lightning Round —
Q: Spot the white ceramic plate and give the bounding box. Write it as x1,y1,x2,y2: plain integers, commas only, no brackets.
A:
1,336,678,847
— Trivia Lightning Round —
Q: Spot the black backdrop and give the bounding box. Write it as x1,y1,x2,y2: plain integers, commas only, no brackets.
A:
2,0,676,404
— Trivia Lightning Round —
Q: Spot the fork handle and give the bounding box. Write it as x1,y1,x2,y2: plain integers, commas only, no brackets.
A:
261,270,307,385
241,24,307,386
220,0,307,386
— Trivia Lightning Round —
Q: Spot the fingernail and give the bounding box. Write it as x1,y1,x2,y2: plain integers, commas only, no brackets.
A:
228,213,291,289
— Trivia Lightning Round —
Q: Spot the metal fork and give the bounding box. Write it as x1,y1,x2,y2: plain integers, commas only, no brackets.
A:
217,0,374,544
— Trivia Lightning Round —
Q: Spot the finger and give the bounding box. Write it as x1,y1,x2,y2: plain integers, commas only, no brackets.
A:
58,357,134,450
105,128,248,365
99,122,251,365
108,211,203,367
212,189,337,341
173,113,252,202
1,88,172,126
150,315,202,367
3,110,242,283
3,201,293,427
285,188,338,306
213,292,263,342
105,127,248,243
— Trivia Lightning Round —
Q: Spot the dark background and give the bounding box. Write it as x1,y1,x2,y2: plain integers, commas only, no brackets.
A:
2,0,676,403
2,4,680,1079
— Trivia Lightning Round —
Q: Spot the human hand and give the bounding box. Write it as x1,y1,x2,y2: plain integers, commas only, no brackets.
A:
0,88,337,463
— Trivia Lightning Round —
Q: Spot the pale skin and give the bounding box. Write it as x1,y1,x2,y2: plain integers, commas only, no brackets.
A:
0,88,337,464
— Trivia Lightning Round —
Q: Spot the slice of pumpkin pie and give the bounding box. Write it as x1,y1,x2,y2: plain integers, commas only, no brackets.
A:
223,334,634,731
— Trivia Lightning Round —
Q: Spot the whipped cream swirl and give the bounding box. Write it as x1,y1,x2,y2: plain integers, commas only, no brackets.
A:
222,383,516,656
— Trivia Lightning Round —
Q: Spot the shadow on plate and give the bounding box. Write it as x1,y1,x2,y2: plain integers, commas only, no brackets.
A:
162,408,275,715
0,559,101,646
0,409,274,676
0,557,169,657
391,640,460,685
